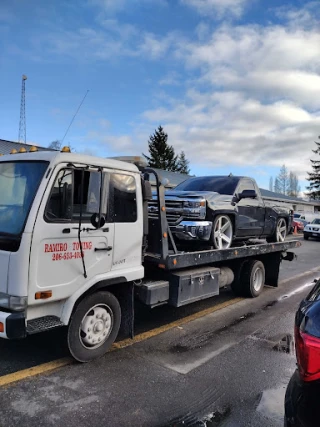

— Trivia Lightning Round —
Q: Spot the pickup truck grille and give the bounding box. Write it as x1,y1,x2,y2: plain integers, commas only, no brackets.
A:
148,200,183,225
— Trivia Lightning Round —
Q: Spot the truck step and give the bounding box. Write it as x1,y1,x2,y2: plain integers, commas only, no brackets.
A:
27,316,65,335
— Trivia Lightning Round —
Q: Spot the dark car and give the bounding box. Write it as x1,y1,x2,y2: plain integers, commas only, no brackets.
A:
149,175,291,250
284,278,320,427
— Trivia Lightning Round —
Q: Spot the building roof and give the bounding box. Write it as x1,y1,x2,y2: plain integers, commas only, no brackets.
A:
260,188,320,206
0,139,54,155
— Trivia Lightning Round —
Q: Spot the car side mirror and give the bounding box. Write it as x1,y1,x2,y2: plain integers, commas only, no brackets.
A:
90,213,106,229
238,189,257,200
142,179,153,201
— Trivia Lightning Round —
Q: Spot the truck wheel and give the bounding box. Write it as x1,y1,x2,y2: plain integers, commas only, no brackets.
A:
241,260,265,298
267,218,287,243
304,234,309,240
212,215,233,250
67,291,121,362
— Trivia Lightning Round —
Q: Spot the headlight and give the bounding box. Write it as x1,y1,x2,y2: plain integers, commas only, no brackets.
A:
0,293,27,311
183,200,206,208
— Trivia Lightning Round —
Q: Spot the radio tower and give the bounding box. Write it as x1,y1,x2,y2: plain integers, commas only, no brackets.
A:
18,74,27,143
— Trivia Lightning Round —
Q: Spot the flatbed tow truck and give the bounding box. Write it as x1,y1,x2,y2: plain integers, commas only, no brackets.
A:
0,147,301,362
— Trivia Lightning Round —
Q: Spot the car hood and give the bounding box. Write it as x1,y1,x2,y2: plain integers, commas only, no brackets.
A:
166,190,219,198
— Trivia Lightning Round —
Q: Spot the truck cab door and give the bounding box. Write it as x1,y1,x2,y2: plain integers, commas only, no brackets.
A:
235,178,264,237
28,166,115,310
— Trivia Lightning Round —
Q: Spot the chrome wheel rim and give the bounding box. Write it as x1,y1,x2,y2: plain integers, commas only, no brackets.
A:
277,218,287,242
79,304,113,349
252,267,264,292
214,216,233,249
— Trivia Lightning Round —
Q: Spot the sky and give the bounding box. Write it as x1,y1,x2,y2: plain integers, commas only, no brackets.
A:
0,0,320,192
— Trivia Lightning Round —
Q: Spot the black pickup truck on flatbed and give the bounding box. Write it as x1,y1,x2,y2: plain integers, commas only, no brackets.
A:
148,175,293,250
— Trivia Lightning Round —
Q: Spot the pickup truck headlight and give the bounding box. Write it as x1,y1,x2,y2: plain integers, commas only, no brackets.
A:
0,293,27,311
183,200,206,208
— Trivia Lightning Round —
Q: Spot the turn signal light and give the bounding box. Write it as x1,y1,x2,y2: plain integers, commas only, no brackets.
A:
10,149,18,154
19,147,27,153
0,323,4,333
35,290,52,300
29,146,38,152
61,146,71,153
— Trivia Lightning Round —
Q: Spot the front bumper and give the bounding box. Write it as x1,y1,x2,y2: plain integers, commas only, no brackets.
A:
0,311,26,339
172,221,212,241
304,230,320,238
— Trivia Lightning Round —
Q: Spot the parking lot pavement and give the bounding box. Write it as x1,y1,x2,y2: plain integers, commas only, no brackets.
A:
0,238,319,426
0,241,320,427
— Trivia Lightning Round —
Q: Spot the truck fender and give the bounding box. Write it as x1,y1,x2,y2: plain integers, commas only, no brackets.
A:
60,266,143,324
210,210,237,231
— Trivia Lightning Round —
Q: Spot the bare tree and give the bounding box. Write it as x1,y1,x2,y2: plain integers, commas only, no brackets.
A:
48,140,61,150
269,176,274,192
287,172,301,197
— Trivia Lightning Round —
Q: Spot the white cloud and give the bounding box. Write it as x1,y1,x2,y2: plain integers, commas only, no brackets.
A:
159,71,181,86
180,0,251,18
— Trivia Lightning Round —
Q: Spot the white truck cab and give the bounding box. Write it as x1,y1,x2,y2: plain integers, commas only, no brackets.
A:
0,147,144,361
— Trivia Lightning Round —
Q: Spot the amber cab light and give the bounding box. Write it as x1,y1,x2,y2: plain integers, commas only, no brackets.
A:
35,291,52,300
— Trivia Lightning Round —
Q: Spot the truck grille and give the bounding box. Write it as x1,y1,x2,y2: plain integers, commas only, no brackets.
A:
148,200,183,225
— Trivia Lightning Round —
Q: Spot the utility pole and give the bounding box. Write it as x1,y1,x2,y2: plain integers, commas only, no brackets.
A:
18,74,27,143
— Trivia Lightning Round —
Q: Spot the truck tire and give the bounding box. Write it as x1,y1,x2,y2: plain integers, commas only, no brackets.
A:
67,291,121,363
240,260,265,298
304,234,309,240
266,217,287,243
212,215,233,250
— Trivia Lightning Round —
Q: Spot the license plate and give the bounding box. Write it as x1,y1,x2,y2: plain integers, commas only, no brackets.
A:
312,233,318,237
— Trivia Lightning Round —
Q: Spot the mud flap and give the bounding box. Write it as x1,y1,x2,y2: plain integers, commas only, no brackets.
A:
264,252,281,287
117,282,135,339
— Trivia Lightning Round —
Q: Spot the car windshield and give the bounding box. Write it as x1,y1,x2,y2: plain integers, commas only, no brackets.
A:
174,176,240,195
312,218,320,225
0,161,48,235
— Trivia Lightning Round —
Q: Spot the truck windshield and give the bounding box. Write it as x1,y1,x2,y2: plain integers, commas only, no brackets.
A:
174,176,240,195
0,161,48,235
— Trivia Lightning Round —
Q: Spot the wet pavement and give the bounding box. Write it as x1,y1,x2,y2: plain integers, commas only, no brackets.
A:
0,236,319,426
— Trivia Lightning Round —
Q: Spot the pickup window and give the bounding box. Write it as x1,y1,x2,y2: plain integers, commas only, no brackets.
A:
175,176,240,195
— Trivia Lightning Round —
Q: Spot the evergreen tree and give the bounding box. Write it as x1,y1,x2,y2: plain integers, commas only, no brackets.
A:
306,137,320,200
176,151,190,174
143,126,178,171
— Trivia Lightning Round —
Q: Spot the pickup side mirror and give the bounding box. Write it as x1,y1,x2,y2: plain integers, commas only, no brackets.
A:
238,189,257,200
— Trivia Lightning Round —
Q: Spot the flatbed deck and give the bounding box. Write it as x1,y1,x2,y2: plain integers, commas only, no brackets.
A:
144,240,301,270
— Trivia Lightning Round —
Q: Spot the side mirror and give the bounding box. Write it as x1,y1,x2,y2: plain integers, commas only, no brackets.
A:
90,213,106,229
142,179,153,201
238,189,257,200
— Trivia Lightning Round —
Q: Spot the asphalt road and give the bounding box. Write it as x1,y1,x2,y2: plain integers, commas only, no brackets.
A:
0,235,319,427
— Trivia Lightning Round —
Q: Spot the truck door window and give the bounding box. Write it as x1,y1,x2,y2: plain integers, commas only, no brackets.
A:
46,169,73,221
45,169,105,222
109,173,137,223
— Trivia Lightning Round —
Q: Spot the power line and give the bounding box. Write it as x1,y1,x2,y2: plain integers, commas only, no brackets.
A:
61,90,90,144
